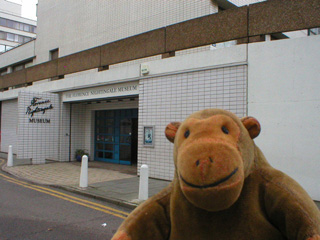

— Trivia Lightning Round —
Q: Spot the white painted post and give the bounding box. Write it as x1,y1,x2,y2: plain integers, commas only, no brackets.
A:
265,34,271,41
7,145,13,167
79,155,88,188
139,164,149,200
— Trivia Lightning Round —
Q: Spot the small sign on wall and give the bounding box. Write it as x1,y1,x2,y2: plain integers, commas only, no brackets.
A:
143,126,155,147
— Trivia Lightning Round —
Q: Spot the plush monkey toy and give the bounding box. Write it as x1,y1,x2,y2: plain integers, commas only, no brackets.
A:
112,109,320,240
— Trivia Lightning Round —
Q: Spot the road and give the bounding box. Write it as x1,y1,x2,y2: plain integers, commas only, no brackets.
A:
0,170,131,240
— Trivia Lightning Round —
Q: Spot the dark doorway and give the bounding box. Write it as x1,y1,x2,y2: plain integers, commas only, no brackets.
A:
95,109,138,165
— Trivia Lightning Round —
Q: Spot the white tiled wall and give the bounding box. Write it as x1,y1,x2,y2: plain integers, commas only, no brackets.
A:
17,91,60,164
35,0,218,64
1,99,18,154
59,101,70,161
138,65,247,180
70,103,86,161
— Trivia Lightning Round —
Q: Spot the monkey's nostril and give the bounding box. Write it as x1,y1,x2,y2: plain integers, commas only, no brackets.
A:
209,157,213,163
196,160,200,167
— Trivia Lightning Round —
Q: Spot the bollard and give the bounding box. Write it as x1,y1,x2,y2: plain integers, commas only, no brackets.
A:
139,164,149,200
79,155,88,188
7,145,13,167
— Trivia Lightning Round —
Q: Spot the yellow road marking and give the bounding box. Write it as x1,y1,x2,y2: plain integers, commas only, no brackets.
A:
0,172,129,216
0,159,129,219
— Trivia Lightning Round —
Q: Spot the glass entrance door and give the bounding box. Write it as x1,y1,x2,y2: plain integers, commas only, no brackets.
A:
95,109,138,165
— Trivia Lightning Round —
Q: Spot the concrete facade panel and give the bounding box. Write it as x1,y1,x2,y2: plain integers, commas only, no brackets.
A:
58,47,101,75
0,69,26,89
248,35,320,200
166,7,248,52
26,60,58,83
0,41,35,68
249,0,320,36
100,29,166,66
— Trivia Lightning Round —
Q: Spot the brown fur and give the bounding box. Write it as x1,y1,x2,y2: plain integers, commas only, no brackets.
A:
112,109,320,240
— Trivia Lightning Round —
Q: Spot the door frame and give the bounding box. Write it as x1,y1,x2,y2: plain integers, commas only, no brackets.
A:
94,109,138,165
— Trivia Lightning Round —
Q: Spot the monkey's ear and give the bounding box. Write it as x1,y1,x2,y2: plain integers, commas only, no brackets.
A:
165,122,181,143
241,117,261,139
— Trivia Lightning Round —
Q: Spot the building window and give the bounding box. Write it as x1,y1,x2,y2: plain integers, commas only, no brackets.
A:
50,48,59,60
23,24,30,32
0,31,34,44
0,17,36,33
12,60,33,72
13,64,24,72
0,45,5,53
7,33,14,41
0,68,7,76
0,18,6,26
7,19,14,28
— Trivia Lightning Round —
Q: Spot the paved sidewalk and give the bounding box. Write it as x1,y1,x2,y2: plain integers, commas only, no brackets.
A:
1,159,170,209
2,159,319,210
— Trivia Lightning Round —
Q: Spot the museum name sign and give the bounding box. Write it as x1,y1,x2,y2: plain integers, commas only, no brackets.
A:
26,97,54,124
62,81,139,102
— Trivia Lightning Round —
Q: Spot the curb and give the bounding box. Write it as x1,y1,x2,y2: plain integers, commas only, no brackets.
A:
53,185,139,210
1,162,139,210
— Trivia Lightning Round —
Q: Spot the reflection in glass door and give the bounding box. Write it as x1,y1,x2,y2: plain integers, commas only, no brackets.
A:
95,109,138,165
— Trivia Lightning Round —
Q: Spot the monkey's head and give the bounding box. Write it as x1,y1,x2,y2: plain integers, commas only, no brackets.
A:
165,109,260,212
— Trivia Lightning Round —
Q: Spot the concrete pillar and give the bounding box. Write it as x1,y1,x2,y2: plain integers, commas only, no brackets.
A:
7,145,13,167
139,164,149,200
79,155,88,188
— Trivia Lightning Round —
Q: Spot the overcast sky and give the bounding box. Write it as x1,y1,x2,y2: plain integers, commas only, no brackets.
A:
8,0,38,20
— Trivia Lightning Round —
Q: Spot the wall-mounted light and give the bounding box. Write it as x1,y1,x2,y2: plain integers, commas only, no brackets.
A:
141,63,150,75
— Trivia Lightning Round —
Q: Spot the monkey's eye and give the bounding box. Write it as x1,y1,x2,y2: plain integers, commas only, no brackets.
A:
221,126,229,134
184,130,190,138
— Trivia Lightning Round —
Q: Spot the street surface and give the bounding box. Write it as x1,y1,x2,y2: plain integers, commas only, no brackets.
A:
0,171,131,240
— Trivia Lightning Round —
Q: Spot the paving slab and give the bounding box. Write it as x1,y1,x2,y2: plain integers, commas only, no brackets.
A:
1,159,170,208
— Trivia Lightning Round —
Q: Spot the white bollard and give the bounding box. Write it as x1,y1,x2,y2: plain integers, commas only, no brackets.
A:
7,145,13,167
79,155,88,188
139,164,149,200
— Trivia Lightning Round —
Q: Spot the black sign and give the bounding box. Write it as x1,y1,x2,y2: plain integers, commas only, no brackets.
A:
26,97,54,123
